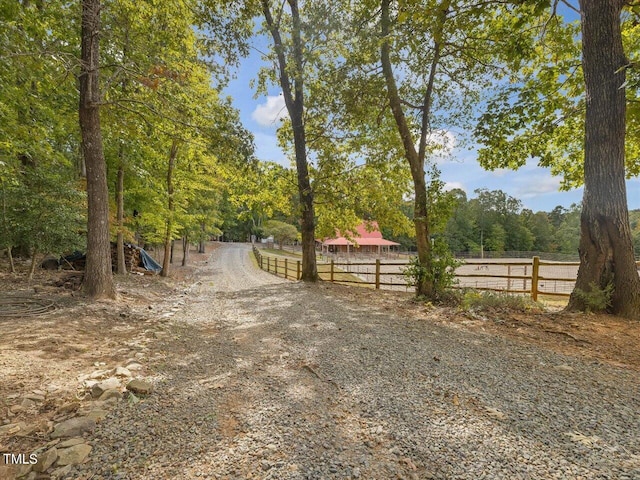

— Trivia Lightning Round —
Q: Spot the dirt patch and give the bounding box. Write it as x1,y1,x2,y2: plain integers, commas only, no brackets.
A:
0,244,217,458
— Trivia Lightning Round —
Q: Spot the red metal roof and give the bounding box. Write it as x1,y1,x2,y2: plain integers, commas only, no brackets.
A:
322,222,400,247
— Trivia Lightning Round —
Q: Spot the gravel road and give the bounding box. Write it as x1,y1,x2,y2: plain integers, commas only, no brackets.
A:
73,243,640,480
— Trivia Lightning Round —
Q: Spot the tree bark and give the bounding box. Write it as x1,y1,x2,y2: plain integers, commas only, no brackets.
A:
8,246,15,274
161,140,178,277
27,248,38,282
79,0,115,299
262,0,318,282
182,235,189,267
199,221,206,254
567,0,640,318
380,0,443,297
115,160,127,274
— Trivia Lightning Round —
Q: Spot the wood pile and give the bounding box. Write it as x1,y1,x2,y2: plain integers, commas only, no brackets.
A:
58,244,158,274
111,243,142,273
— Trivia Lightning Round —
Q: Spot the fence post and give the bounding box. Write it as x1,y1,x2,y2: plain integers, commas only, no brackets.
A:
284,258,288,279
275,257,278,276
267,256,270,273
330,260,335,283
260,255,263,270
375,258,380,290
297,260,301,280
531,256,540,302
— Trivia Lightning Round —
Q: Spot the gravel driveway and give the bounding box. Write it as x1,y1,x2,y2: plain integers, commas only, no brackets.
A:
72,243,640,479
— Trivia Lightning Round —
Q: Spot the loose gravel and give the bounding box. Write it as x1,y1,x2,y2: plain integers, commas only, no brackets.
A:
70,243,640,479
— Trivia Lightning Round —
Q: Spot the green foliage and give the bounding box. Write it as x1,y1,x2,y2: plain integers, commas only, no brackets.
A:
475,8,640,187
1,169,85,256
403,239,460,301
263,220,299,248
573,282,614,313
461,290,542,313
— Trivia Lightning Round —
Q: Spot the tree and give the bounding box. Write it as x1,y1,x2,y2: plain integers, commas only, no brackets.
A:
263,220,299,249
260,0,318,281
79,0,115,299
474,2,640,317
567,0,640,316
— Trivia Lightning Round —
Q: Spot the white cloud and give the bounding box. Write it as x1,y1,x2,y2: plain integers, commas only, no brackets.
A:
444,181,465,192
514,173,561,198
416,129,457,160
251,95,288,126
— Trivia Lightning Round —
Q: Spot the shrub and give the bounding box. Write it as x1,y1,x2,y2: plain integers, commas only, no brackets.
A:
573,281,613,313
461,290,542,313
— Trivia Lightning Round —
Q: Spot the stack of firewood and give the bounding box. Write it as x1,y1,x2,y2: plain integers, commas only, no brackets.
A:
111,244,142,272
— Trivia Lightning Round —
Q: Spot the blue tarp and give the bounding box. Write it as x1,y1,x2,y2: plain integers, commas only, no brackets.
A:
137,246,162,273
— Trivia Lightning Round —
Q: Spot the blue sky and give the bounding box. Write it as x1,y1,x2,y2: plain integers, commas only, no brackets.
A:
223,33,640,214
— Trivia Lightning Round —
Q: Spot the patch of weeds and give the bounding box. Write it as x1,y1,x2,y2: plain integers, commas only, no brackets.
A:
573,281,613,313
461,290,543,314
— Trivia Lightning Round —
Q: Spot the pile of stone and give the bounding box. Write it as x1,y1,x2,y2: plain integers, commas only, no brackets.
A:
0,362,154,479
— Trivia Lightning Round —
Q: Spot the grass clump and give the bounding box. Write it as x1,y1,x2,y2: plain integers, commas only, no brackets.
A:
461,290,543,313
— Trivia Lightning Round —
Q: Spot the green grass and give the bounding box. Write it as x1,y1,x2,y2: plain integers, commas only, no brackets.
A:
258,247,302,258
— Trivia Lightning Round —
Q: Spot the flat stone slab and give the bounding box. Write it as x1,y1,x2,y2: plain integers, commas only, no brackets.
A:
56,444,92,466
126,379,153,395
51,417,96,439
33,446,57,472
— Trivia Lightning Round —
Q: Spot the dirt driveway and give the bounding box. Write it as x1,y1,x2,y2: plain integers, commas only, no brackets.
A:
1,243,639,479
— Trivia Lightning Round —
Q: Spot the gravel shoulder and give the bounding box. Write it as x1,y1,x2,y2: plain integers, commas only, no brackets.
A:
75,243,640,479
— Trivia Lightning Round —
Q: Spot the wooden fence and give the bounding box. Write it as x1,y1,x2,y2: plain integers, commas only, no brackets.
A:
253,247,640,301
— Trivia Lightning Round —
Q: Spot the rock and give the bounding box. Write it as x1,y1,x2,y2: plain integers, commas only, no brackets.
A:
24,393,45,403
87,409,109,422
33,447,57,472
50,417,96,439
21,398,36,409
126,379,153,395
15,422,37,437
113,366,132,377
9,405,25,414
13,463,33,479
91,378,121,398
57,437,86,449
125,362,143,371
50,465,72,478
55,402,80,416
0,422,21,435
98,389,122,402
56,444,92,466
89,369,111,380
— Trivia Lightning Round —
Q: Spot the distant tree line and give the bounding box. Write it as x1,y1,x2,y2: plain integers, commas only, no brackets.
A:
385,188,640,259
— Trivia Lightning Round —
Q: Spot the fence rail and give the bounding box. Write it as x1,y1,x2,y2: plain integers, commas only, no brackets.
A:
252,246,640,301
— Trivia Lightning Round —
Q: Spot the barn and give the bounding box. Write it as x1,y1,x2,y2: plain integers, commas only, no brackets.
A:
319,222,400,257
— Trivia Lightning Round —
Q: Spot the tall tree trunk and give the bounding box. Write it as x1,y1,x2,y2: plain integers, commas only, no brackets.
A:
8,246,15,274
115,160,127,274
27,248,38,282
161,140,178,277
79,0,115,299
262,0,318,282
199,221,206,253
380,0,447,297
182,235,189,266
568,0,640,318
